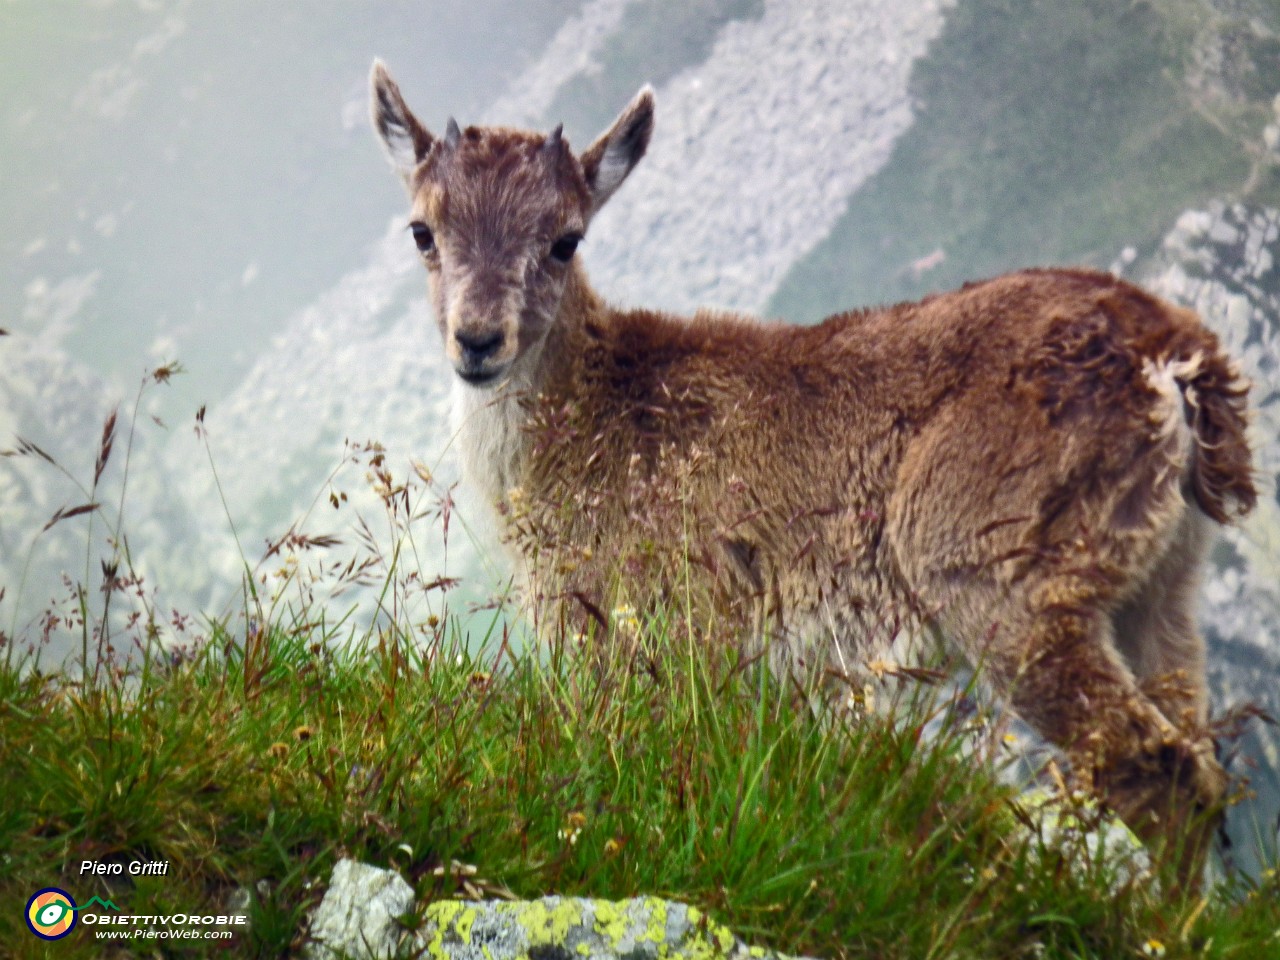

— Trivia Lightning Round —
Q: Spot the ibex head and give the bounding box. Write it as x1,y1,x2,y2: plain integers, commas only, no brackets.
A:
370,60,654,387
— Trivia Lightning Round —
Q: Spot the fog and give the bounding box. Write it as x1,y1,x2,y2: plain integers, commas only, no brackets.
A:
2,0,579,417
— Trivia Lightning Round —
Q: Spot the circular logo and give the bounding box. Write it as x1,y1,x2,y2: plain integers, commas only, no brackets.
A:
26,887,78,940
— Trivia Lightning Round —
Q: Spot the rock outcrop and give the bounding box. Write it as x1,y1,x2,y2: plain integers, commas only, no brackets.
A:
581,0,954,315
305,859,813,960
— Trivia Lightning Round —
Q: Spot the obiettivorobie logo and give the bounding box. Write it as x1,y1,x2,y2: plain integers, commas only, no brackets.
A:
24,888,120,940
25,884,247,943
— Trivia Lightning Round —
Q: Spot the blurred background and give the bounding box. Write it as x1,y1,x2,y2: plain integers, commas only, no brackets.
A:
2,0,1278,874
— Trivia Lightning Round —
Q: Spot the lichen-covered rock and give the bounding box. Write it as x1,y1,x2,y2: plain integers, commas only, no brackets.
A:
305,859,815,960
418,895,813,960
305,859,417,960
1007,786,1151,890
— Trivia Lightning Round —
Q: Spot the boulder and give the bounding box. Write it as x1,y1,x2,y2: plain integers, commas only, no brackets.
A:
305,859,815,960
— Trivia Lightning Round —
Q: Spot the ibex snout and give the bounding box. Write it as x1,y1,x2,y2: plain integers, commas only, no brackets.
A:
455,327,504,368
448,324,511,384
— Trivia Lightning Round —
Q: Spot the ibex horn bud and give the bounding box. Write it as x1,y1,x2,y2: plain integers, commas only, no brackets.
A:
445,117,462,150
544,123,564,156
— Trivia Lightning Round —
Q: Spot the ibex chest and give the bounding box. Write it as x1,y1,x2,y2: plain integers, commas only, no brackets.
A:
452,381,529,510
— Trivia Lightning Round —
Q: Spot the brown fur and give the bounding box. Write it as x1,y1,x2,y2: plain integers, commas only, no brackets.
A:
370,63,1257,880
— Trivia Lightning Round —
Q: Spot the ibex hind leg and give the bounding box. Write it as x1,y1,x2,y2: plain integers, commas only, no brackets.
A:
1111,507,1213,734
957,575,1226,885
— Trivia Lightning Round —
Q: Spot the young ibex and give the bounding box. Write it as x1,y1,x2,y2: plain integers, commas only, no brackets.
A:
369,62,1256,873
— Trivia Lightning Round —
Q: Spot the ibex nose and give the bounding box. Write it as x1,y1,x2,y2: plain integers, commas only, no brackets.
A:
455,329,504,364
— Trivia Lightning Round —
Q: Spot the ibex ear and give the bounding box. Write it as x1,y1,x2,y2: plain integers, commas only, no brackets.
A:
579,85,654,216
369,59,434,185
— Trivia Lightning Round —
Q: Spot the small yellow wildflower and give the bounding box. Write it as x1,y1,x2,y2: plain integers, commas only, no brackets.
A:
866,658,898,679
842,684,876,716
558,811,587,846
506,486,528,518
1141,938,1166,957
612,604,641,635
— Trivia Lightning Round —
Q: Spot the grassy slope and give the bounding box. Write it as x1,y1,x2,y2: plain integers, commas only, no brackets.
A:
2,620,1278,959
768,0,1279,322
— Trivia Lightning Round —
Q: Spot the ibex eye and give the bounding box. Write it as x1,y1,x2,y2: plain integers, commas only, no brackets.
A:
409,222,435,253
550,233,581,262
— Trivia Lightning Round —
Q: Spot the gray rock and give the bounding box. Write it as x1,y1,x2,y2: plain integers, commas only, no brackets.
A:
305,859,417,960
416,895,814,960
304,859,816,960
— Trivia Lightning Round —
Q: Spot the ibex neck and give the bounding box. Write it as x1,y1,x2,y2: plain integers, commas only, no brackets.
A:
452,262,601,510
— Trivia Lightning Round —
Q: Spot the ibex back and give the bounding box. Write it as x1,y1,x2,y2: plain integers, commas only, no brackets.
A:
370,62,1256,877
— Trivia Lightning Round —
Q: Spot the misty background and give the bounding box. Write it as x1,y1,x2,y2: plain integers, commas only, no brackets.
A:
2,0,1278,874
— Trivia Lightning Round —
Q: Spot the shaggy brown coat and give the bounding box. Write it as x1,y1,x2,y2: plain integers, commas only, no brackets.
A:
369,63,1256,877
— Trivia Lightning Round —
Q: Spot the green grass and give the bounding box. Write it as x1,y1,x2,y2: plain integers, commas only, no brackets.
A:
2,605,1279,958
767,0,1269,322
